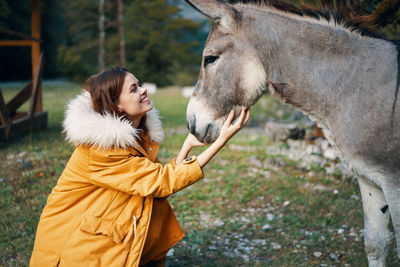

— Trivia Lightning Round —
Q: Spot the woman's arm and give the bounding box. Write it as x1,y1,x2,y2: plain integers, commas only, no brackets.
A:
88,149,204,197
175,137,196,165
176,108,250,167
85,108,249,198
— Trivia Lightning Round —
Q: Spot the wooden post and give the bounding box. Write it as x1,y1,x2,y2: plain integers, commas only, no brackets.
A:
29,52,44,116
98,0,105,72
117,0,126,67
0,40,36,46
31,0,42,113
0,91,11,140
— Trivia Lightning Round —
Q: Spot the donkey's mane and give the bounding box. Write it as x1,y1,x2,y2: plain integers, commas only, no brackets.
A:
227,0,376,36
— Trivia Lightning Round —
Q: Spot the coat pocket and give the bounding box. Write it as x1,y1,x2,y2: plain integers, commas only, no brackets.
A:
80,215,129,243
61,215,131,266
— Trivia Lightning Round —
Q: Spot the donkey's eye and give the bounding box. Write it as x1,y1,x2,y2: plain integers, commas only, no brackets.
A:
204,56,219,67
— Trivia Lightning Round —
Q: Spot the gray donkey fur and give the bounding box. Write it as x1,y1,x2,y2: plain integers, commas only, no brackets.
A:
184,0,400,266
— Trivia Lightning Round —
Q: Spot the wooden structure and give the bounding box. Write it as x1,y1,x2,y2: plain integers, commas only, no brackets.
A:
0,0,47,142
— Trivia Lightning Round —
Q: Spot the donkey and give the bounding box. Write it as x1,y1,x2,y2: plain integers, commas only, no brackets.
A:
184,0,400,266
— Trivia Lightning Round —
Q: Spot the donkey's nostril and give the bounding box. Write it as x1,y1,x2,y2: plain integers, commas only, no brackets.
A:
204,123,212,137
190,124,196,135
188,124,196,135
189,115,196,135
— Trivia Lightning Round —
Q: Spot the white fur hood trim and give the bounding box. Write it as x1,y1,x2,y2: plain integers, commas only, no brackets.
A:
62,91,164,149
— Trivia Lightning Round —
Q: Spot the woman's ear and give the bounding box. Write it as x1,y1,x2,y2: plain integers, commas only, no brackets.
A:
116,105,125,116
116,101,123,112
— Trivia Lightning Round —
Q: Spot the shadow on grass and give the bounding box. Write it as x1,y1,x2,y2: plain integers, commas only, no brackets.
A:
1,125,63,151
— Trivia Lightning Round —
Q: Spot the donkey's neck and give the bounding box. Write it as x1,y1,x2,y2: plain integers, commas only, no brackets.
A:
241,6,398,123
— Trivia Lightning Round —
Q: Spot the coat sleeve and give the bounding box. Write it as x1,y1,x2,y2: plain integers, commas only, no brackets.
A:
87,149,204,197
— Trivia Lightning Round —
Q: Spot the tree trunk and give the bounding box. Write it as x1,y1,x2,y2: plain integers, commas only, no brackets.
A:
98,0,105,72
117,0,126,67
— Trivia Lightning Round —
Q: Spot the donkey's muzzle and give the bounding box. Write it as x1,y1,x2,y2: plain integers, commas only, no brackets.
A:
186,96,220,144
187,114,215,143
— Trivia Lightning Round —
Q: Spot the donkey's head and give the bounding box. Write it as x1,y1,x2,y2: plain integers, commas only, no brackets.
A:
185,0,267,143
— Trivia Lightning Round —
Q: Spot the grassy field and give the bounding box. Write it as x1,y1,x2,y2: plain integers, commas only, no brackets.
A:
0,82,398,266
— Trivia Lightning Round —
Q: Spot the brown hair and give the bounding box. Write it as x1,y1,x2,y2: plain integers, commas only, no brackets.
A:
84,67,128,116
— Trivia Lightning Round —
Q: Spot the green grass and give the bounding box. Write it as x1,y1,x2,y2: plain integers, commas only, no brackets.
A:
0,82,398,266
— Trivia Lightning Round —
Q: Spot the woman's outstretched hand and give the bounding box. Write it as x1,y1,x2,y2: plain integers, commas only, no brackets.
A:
217,108,251,144
184,133,207,148
176,107,250,167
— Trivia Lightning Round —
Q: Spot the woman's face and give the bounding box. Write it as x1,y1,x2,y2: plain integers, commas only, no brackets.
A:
117,72,153,121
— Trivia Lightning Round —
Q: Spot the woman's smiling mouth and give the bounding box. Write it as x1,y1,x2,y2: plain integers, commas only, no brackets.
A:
140,96,150,104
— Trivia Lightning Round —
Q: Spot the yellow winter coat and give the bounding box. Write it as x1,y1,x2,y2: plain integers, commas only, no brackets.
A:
30,91,204,267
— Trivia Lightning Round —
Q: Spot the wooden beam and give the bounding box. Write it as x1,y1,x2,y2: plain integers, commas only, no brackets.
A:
29,52,44,116
0,91,11,140
0,111,47,142
0,26,42,42
12,112,28,121
0,40,36,46
6,82,33,117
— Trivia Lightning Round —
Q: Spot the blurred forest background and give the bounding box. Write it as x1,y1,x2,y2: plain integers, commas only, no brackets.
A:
0,0,399,86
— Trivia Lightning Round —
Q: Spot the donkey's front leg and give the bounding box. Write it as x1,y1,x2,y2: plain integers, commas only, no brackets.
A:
382,178,400,263
358,177,391,267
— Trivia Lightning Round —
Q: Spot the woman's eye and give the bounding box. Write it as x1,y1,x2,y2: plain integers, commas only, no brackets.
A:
204,55,219,68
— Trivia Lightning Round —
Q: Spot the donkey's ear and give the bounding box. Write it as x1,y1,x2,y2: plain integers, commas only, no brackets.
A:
184,0,239,31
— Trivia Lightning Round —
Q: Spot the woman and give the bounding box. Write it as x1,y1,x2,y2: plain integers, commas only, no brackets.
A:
30,67,250,267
